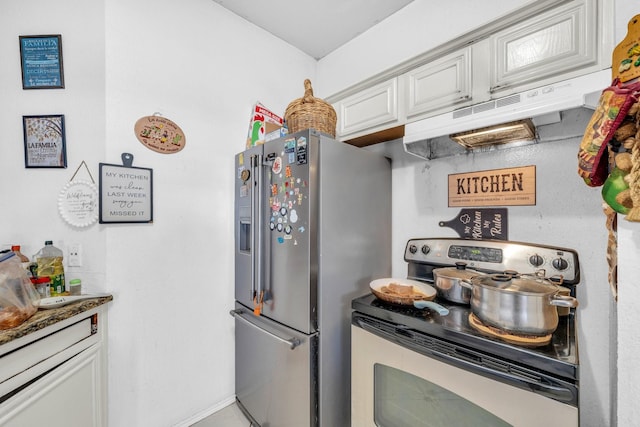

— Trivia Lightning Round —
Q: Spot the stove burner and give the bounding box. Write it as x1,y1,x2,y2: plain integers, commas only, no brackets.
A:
468,313,552,347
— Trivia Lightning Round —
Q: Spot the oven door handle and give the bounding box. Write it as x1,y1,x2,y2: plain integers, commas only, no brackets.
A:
433,351,576,403
353,317,576,404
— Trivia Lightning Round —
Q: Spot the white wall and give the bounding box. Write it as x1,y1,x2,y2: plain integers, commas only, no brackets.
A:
1,0,315,426
617,220,640,426
0,0,107,290
613,2,640,425
104,0,315,425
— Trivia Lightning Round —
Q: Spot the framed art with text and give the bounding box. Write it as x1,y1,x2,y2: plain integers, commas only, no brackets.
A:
19,34,65,89
23,114,67,168
99,160,153,224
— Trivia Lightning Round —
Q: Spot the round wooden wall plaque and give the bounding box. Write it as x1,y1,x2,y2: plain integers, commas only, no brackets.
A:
134,115,186,154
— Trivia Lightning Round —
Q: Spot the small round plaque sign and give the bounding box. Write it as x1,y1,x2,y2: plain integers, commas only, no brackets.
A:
58,180,99,227
134,115,186,154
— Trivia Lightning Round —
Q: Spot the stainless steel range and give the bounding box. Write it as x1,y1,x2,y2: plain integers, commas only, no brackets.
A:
351,238,580,427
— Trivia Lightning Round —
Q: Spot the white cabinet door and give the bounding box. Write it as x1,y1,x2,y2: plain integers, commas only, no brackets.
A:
0,344,106,427
490,0,597,93
335,78,398,138
405,47,472,118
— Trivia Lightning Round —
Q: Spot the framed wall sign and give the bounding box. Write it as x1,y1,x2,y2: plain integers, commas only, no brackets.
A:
448,165,536,207
19,34,64,89
23,114,67,168
99,154,153,223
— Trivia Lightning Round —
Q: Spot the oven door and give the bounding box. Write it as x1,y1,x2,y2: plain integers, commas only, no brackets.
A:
351,319,578,427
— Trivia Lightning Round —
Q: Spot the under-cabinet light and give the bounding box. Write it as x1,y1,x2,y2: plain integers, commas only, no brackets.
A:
449,119,536,149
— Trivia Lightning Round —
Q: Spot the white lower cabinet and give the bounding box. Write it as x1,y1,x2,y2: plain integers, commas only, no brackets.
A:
0,306,108,427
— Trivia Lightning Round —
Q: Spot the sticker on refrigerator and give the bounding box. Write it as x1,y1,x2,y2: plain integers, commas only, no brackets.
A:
296,136,307,165
284,139,295,152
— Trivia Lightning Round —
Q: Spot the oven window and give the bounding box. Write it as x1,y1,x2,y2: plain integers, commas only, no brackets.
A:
373,364,512,427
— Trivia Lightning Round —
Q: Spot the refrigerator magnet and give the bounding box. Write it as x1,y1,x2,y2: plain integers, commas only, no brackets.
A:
272,156,283,174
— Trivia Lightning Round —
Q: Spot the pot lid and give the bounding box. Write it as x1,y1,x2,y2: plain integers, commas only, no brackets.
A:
471,273,558,294
434,262,484,280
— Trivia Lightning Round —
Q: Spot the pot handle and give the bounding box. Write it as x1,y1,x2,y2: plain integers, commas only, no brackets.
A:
550,294,579,308
459,279,473,290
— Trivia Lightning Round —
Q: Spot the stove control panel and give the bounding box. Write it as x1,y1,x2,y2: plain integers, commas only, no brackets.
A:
404,238,580,284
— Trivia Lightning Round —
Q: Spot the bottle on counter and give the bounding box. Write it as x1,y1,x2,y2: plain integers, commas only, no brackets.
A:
11,245,34,276
31,276,51,298
11,245,29,263
35,241,65,296
69,278,82,296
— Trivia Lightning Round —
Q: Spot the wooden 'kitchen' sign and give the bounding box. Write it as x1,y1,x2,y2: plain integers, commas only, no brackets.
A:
448,165,536,207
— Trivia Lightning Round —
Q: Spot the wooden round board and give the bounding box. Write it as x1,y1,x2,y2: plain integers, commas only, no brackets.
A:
134,115,186,154
370,278,436,306
468,313,552,347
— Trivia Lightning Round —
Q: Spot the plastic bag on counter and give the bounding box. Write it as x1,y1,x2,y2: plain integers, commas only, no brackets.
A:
0,252,40,330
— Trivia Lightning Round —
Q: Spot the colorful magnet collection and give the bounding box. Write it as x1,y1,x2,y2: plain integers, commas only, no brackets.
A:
269,136,308,245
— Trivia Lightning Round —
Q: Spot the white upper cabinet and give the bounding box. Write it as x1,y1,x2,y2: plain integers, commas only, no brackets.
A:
490,0,598,93
334,78,399,137
405,47,472,118
328,0,610,142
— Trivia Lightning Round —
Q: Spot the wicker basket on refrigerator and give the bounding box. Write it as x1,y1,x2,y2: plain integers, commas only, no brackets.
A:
284,79,337,137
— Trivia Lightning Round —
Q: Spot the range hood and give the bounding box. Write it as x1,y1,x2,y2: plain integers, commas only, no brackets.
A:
403,68,611,159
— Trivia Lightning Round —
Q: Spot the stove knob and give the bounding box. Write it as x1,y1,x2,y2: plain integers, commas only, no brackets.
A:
529,254,544,267
552,258,569,271
409,244,418,254
421,245,430,255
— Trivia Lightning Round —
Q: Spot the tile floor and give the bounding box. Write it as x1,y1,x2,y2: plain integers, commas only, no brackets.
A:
191,402,253,427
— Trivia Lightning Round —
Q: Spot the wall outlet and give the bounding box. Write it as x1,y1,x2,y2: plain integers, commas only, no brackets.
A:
68,243,82,267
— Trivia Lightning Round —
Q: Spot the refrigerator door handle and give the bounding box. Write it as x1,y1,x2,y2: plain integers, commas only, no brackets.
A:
250,154,263,302
230,309,303,350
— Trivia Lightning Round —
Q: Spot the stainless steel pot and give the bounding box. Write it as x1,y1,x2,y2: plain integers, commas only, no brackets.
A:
460,273,578,336
433,262,485,304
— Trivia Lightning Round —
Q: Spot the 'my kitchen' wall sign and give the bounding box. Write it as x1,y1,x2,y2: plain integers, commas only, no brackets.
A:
448,165,536,207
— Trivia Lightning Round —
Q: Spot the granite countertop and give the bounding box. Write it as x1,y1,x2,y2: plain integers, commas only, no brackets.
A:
0,295,113,346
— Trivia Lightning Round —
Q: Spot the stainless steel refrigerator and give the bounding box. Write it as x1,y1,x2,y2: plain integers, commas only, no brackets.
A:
231,129,391,426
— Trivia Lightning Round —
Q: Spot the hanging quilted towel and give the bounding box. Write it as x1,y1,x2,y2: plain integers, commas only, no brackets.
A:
578,81,640,187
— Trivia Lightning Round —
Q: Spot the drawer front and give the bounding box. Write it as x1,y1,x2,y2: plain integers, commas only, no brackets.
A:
0,317,94,391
